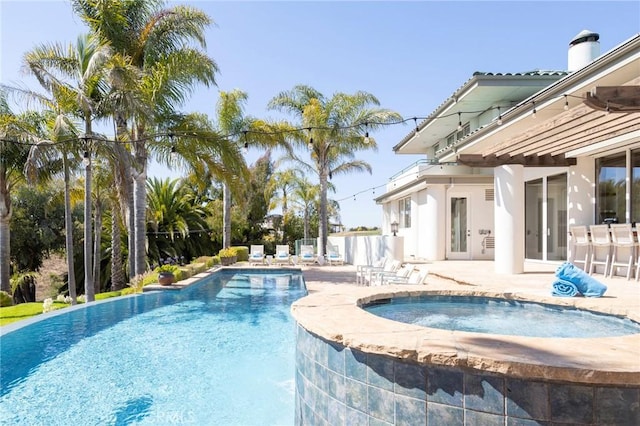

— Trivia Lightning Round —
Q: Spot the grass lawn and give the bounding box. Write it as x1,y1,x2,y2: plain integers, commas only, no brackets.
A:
0,291,124,327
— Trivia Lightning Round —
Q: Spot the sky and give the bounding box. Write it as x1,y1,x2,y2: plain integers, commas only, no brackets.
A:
1,1,639,228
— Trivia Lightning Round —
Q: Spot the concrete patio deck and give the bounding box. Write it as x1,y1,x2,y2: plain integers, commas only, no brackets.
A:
294,260,640,386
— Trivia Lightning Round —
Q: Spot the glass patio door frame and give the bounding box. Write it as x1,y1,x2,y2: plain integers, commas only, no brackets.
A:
525,174,567,262
447,191,471,260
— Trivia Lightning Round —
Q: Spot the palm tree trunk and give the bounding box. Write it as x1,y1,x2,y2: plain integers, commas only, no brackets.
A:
110,200,125,291
318,173,328,257
223,183,231,248
62,159,77,304
133,172,147,275
0,215,10,294
92,198,102,295
84,158,95,302
127,186,135,277
0,162,10,293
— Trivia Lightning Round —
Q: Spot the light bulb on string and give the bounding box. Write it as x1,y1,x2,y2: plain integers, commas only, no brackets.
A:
532,101,537,118
564,95,569,111
414,117,419,135
605,101,611,114
496,107,502,126
307,128,313,150
243,131,249,154
457,112,462,131
82,150,90,167
170,145,178,163
363,122,370,144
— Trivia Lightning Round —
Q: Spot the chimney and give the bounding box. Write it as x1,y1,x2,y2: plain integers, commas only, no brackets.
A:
568,30,600,72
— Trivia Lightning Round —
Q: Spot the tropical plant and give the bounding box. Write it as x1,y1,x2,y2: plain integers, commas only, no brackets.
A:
0,92,40,293
71,0,220,278
268,85,402,256
146,177,209,263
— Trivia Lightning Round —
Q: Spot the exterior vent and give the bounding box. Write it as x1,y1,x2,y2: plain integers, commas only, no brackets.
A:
485,188,495,201
485,237,495,249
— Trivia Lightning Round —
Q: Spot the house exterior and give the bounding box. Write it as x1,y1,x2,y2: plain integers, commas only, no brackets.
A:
376,30,640,274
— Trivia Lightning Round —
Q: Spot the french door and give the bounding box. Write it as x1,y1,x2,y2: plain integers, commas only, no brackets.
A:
448,194,470,259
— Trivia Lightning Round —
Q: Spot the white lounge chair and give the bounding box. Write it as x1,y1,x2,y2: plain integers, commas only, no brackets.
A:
326,244,344,266
356,257,388,285
383,268,429,285
373,264,414,286
364,259,401,286
273,245,291,265
299,245,316,265
249,245,265,266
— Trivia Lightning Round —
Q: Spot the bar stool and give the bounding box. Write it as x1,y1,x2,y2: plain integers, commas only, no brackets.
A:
588,224,612,276
569,225,591,271
609,223,637,280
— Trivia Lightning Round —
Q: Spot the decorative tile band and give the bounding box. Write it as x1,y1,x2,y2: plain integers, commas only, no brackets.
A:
295,325,640,425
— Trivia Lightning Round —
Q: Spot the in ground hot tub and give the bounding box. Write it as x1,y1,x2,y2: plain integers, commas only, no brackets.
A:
291,288,640,425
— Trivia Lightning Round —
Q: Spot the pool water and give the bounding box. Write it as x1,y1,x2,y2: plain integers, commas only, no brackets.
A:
364,295,640,338
0,270,306,425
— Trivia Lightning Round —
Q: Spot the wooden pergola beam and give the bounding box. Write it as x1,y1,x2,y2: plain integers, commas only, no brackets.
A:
457,154,576,167
584,86,640,112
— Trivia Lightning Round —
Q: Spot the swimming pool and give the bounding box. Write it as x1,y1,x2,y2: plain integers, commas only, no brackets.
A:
363,295,640,338
0,269,307,425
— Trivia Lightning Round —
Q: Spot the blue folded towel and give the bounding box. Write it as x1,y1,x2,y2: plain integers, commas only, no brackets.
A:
551,278,580,297
555,262,607,297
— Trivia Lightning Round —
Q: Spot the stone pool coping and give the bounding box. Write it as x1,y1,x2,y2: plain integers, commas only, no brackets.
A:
291,285,640,386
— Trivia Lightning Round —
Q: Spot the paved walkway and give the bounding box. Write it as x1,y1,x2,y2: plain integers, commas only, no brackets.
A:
300,260,640,320
294,260,640,385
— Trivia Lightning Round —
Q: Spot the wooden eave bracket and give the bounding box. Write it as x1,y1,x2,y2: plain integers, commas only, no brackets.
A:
457,154,577,167
584,86,640,112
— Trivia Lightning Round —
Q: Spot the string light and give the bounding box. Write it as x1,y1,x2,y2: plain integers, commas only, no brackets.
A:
169,133,178,162
564,94,569,111
82,150,90,166
243,131,249,154
363,122,370,144
497,107,502,126
0,94,589,148
532,101,537,118
307,128,313,150
457,112,462,131
605,101,611,114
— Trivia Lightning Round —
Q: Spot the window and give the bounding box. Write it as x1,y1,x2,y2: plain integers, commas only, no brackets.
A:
399,197,411,228
596,153,626,224
632,149,640,224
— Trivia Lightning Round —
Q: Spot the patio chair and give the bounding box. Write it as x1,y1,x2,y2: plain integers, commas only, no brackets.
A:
569,225,591,271
372,263,414,286
326,244,344,266
609,223,637,280
273,245,291,265
356,256,387,285
588,224,612,276
249,245,265,266
299,245,316,265
363,259,401,286
383,268,429,285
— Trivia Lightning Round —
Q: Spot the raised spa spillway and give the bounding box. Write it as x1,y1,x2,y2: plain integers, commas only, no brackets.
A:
291,288,640,426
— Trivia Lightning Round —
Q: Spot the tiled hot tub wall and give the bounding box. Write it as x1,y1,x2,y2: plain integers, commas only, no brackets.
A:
294,325,640,425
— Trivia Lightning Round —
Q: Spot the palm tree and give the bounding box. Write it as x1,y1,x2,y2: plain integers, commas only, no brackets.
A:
289,175,319,240
146,177,209,262
71,0,219,276
268,85,402,255
0,94,36,292
265,168,299,244
21,33,112,302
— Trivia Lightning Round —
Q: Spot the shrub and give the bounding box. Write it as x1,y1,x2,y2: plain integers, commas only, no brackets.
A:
232,246,249,262
218,247,237,258
194,256,215,268
0,291,13,307
129,271,155,293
